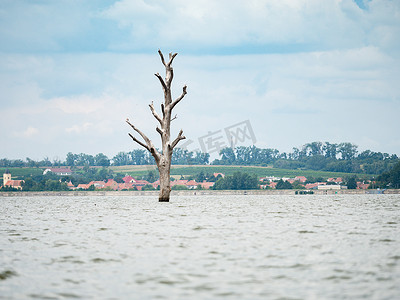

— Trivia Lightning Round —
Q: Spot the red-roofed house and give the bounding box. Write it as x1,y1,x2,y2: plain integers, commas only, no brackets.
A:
2,171,23,190
67,181,75,190
123,182,137,190
327,177,343,184
213,173,225,178
170,180,188,187
4,180,24,190
357,182,370,189
123,175,136,184
76,181,105,190
90,181,106,189
133,180,150,187
305,182,327,189
200,182,214,189
105,179,119,190
269,182,278,189
295,176,307,183
77,183,91,190
186,180,199,189
305,183,316,189
335,178,343,183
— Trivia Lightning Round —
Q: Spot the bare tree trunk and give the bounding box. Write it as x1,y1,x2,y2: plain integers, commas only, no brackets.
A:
158,157,171,201
126,50,187,202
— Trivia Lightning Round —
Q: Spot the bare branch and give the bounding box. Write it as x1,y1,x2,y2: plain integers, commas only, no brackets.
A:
161,103,165,116
126,120,153,150
168,53,178,67
170,129,186,149
166,68,174,87
164,53,178,87
171,114,177,121
154,73,167,92
156,126,163,136
149,101,162,125
158,49,166,66
171,85,187,110
128,133,150,151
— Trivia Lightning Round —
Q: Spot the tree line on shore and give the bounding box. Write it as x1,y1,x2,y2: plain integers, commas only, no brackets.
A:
213,142,399,175
1,142,398,175
2,162,400,192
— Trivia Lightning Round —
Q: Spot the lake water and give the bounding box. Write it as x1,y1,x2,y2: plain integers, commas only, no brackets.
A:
0,194,399,299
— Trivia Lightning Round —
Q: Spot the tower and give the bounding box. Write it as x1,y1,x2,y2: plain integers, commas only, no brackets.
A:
3,169,11,186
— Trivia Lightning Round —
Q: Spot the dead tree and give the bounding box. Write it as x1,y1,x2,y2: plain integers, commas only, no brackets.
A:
126,50,187,202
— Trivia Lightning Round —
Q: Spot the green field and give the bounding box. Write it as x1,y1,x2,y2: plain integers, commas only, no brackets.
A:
0,167,44,183
110,165,373,180
1,165,374,184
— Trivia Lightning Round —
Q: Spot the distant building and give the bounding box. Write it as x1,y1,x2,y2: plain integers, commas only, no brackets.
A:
327,177,343,184
213,173,225,178
295,176,307,183
77,183,91,190
2,170,23,190
3,170,11,186
43,167,72,176
186,180,198,189
67,181,75,190
105,179,119,190
200,182,215,189
91,181,106,189
305,182,325,189
317,185,347,190
68,176,216,191
269,182,278,189
122,175,137,184
357,182,370,189
260,176,281,182
170,180,188,187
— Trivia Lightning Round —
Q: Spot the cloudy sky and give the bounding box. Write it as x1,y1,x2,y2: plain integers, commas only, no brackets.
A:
1,0,399,161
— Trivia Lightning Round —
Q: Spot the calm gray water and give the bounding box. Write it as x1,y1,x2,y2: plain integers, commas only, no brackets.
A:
0,194,399,299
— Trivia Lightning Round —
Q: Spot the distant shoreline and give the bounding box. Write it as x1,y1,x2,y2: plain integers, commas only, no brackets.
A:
1,189,399,197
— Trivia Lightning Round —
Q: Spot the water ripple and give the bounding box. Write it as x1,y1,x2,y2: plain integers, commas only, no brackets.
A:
0,270,18,281
0,194,399,299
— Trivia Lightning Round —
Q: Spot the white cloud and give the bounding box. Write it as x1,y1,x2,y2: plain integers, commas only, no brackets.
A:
52,95,107,115
1,46,399,159
14,126,39,138
65,122,95,134
1,0,399,55
1,0,399,160
99,0,400,54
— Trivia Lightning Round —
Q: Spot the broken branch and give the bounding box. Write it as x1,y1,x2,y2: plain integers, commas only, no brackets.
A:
171,85,187,110
154,73,167,92
161,103,165,116
170,129,186,149
168,53,178,67
128,133,150,151
158,49,166,66
126,119,156,153
149,101,163,125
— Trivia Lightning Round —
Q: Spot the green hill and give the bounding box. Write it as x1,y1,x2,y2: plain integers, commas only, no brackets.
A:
110,165,373,180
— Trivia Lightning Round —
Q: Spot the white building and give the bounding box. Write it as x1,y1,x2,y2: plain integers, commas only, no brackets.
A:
317,185,347,190
43,167,72,176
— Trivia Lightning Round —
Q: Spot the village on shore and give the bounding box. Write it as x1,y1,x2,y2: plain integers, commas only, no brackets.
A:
2,167,375,192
